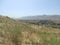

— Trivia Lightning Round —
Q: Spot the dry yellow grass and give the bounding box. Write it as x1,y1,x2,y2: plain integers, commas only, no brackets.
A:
0,16,60,45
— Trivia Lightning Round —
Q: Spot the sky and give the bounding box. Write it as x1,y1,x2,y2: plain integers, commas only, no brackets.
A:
0,0,60,18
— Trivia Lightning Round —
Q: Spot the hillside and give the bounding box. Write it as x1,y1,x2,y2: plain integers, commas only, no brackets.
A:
0,16,60,45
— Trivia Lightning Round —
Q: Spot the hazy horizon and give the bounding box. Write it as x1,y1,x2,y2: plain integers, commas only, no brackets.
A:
0,0,60,18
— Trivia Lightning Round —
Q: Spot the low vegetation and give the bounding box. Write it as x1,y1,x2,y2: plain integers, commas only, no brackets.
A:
0,16,60,45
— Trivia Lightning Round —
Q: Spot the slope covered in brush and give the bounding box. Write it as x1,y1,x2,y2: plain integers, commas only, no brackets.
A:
0,16,42,45
0,16,60,45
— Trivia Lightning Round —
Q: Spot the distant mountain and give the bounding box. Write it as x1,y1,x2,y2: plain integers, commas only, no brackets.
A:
18,15,60,25
19,15,60,20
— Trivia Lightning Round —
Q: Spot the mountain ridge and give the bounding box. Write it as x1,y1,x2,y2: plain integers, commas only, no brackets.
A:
19,15,60,20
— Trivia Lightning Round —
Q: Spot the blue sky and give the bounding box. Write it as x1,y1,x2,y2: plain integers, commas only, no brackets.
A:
0,0,60,18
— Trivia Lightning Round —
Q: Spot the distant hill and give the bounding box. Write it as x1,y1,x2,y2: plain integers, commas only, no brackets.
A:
19,15,60,25
19,15,60,20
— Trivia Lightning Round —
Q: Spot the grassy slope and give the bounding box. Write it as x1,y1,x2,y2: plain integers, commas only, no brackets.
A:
0,16,60,45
